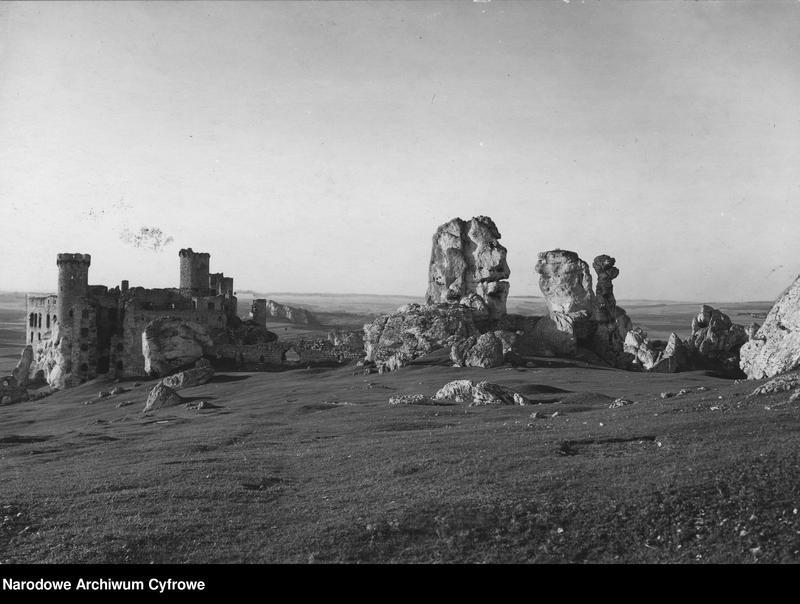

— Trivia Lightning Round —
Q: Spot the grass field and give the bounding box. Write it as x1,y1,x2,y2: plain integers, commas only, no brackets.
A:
1,352,798,563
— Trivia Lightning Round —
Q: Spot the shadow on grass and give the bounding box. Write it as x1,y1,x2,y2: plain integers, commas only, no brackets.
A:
211,374,250,383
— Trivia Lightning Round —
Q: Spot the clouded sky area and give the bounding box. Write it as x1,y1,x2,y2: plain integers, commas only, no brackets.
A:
1,1,799,301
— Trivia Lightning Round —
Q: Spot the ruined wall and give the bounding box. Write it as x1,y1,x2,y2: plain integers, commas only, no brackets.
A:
215,338,361,367
26,295,57,348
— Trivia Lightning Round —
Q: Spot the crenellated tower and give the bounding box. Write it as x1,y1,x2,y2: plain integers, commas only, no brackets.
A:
179,248,210,294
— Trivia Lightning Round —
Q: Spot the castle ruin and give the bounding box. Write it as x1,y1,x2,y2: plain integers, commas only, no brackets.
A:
25,249,239,388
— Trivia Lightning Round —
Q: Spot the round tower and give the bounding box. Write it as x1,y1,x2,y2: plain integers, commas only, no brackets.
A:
179,248,211,293
56,253,91,324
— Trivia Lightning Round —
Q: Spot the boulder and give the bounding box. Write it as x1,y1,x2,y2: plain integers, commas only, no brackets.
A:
143,382,185,412
686,305,748,373
363,303,478,371
433,379,527,406
159,365,215,390
142,317,214,377
426,216,510,320
740,276,800,379
388,394,437,406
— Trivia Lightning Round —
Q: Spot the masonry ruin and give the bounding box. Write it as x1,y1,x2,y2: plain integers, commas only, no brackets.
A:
14,249,362,393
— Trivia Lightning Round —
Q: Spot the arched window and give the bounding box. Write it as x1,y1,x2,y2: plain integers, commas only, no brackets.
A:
53,315,57,324
115,360,123,372
37,313,42,328
46,315,50,328
78,363,88,374
81,309,89,319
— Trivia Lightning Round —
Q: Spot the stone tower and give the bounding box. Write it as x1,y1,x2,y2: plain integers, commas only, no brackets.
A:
55,253,95,384
179,248,210,294
56,253,91,327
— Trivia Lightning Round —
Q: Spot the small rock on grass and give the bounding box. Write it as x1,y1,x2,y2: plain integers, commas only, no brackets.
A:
608,398,635,409
389,394,434,406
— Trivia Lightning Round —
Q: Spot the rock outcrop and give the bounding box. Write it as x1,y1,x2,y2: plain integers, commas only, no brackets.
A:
264,300,319,325
11,345,33,387
534,250,632,367
142,317,214,377
588,255,633,368
159,364,215,390
535,250,595,317
363,303,478,371
685,305,748,373
426,216,510,320
433,379,527,406
740,276,800,379
143,382,185,412
624,329,687,373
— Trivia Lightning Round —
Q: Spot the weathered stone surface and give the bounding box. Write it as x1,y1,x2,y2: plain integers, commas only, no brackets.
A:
264,300,318,325
433,379,527,406
650,332,688,373
527,314,579,357
686,305,748,373
11,345,33,387
592,255,619,323
160,365,215,390
143,382,185,412
450,332,504,368
535,250,595,316
624,328,661,370
740,276,800,379
363,303,478,372
388,394,437,406
142,317,214,377
426,216,510,320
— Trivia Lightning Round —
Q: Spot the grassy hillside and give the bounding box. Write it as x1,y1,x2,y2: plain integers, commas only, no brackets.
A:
1,353,799,563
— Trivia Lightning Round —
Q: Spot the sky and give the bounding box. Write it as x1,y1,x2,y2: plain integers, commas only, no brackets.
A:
1,1,799,301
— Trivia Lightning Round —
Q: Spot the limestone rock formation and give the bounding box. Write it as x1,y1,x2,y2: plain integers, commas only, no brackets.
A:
589,255,633,368
650,333,688,373
432,379,527,406
264,300,319,325
143,382,185,412
535,250,595,316
426,216,510,320
142,317,214,377
623,329,687,373
450,332,505,368
11,345,33,387
624,328,661,370
740,276,800,379
363,303,478,371
534,250,635,368
159,365,215,390
686,305,748,373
